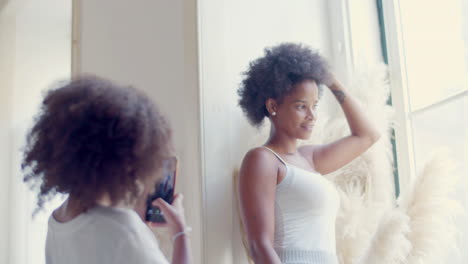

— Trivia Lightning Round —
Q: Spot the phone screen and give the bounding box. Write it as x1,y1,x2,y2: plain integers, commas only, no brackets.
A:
145,157,178,223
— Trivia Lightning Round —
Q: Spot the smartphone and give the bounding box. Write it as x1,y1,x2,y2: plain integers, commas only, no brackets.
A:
145,156,178,223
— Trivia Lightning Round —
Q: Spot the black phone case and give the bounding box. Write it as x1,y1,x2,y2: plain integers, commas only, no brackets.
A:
145,175,175,223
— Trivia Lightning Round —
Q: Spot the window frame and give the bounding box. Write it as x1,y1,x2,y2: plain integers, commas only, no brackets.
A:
333,0,405,196
381,0,468,193
380,0,418,193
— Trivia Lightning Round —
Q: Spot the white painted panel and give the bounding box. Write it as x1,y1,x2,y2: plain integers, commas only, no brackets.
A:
76,1,203,263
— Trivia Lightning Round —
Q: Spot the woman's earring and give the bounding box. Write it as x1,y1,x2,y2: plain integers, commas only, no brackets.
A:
272,112,277,116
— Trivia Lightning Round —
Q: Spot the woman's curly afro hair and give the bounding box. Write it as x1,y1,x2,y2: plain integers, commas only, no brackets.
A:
238,43,331,127
22,76,172,212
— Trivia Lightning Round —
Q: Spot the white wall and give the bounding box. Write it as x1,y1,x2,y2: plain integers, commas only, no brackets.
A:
0,8,15,264
0,0,72,263
0,0,8,11
75,0,203,263
197,1,333,262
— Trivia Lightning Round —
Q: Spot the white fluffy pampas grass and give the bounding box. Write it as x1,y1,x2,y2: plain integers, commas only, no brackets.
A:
398,155,463,264
359,154,463,264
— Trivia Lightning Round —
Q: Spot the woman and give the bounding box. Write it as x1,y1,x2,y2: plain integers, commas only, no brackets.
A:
22,76,191,264
237,43,380,264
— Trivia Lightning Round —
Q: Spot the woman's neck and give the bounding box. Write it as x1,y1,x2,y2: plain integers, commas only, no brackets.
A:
265,127,298,154
53,193,133,223
53,197,86,223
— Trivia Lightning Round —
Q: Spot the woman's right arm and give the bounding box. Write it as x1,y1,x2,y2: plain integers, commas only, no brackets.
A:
238,149,282,264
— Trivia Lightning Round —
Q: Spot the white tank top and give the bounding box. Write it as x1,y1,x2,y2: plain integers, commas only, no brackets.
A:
263,147,340,264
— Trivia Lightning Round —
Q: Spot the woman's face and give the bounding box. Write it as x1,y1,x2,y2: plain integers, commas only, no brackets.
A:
270,80,319,140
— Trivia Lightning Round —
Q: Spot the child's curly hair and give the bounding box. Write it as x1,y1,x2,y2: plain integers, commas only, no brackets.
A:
238,43,331,127
22,76,172,213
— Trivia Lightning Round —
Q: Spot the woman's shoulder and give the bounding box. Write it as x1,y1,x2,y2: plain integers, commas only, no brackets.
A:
87,206,146,235
243,146,279,164
240,146,284,178
91,207,163,252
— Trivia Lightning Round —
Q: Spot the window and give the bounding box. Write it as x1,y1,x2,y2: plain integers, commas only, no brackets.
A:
382,0,468,263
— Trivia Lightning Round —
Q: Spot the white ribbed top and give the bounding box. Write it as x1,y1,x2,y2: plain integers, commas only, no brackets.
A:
263,147,340,264
46,205,168,264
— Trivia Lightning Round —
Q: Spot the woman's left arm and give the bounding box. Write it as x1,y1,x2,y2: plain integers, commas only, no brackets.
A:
300,75,381,175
